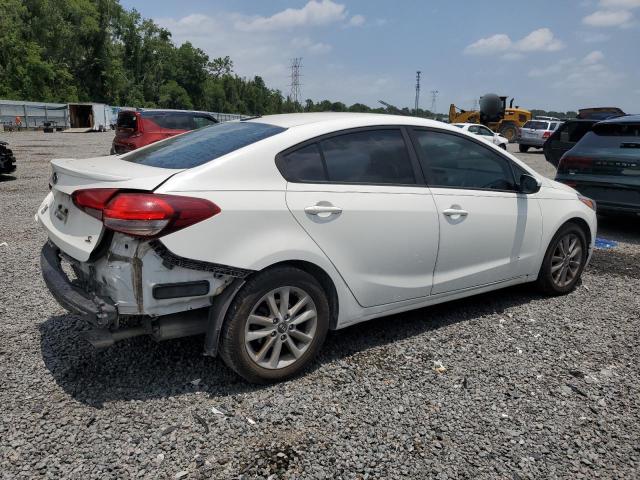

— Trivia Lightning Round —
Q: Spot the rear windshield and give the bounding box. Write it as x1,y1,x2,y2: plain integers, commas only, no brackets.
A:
593,122,640,137
574,131,640,155
523,121,548,130
117,112,137,130
123,121,286,169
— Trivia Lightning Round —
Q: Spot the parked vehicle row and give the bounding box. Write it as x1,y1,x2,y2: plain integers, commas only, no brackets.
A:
111,109,219,154
38,113,597,383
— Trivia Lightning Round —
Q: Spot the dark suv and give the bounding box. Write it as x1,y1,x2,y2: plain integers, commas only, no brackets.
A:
111,109,218,154
555,115,640,215
543,119,599,167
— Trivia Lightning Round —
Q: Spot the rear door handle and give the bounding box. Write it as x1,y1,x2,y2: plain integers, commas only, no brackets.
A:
442,208,468,217
304,205,343,215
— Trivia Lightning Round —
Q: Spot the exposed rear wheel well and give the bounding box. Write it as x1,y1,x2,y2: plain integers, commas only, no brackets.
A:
263,260,339,329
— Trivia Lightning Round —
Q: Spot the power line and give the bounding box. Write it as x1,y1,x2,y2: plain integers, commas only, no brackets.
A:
414,71,421,115
289,57,302,106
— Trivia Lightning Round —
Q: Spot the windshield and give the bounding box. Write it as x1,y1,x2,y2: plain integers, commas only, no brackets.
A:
123,121,286,169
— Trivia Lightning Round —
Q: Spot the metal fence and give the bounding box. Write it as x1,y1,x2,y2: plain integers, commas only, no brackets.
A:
0,99,247,130
0,100,68,129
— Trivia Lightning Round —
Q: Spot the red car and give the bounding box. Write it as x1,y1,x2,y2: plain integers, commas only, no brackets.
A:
111,109,218,154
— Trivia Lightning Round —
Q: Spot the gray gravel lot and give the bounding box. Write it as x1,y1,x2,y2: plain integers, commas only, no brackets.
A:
1,132,639,479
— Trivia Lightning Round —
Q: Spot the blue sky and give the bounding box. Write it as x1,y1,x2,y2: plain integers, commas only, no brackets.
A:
120,0,640,113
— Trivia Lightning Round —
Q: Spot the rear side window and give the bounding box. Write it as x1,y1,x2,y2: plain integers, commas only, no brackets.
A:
123,121,286,169
279,129,416,185
560,122,595,143
144,112,194,130
281,144,325,182
413,130,517,191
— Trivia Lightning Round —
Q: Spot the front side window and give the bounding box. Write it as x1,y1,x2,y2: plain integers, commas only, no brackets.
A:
279,129,416,185
478,126,494,137
413,130,517,191
124,121,286,169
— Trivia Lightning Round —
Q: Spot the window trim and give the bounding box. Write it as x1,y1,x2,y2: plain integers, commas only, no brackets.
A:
275,125,426,187
407,126,522,193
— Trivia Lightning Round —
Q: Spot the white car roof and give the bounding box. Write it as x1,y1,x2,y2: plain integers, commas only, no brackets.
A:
247,112,450,130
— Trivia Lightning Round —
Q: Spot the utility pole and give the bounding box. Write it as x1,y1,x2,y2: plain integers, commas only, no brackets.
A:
430,90,439,118
289,58,302,107
414,71,421,115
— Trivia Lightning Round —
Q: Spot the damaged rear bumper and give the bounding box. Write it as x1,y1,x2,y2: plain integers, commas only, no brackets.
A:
40,242,117,326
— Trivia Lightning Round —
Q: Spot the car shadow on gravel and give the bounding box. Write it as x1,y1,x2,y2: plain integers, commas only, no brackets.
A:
0,175,17,182
39,285,546,407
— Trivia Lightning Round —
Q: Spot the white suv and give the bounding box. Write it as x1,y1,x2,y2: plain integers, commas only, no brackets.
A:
518,119,563,152
38,113,596,383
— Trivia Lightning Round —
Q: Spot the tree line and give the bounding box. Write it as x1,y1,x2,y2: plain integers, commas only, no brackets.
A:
0,0,578,119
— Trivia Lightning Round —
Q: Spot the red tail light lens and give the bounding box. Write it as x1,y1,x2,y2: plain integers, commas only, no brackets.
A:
72,189,220,238
542,130,552,139
72,188,119,220
558,156,593,173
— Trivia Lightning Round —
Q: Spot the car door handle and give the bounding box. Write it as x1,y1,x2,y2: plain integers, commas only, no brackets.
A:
442,208,468,217
304,205,343,215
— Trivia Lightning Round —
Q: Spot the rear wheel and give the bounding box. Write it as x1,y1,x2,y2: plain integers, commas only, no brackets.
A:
219,266,329,383
536,223,588,295
519,144,530,153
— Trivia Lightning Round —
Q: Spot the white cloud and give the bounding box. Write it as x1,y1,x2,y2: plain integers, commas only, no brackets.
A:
292,37,333,55
582,9,634,26
515,28,565,51
464,28,564,56
464,34,512,55
235,0,347,32
348,14,366,27
599,0,640,8
527,52,624,97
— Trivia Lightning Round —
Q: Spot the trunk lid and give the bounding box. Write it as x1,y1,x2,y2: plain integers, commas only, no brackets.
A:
38,155,182,261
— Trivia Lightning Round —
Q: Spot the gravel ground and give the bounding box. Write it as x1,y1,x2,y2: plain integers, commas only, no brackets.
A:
1,132,639,479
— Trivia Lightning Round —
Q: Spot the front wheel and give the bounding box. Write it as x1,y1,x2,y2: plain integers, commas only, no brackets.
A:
499,143,507,150
219,266,329,383
536,223,588,295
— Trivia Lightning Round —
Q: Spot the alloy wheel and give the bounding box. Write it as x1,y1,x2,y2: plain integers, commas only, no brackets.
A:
244,286,318,370
550,233,583,288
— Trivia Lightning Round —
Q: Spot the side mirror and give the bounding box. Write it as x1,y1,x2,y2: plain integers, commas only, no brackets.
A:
519,174,541,194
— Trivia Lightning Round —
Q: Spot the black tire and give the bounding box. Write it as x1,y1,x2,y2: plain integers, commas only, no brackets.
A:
536,223,588,296
500,144,507,150
219,266,329,383
519,144,530,153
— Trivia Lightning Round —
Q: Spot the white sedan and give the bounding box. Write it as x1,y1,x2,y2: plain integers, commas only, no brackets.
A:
38,113,597,383
452,122,509,149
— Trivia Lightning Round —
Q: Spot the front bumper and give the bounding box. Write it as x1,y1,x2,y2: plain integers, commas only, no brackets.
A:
40,242,117,326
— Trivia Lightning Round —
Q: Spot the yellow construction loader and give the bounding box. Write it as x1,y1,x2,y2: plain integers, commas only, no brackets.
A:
449,94,532,142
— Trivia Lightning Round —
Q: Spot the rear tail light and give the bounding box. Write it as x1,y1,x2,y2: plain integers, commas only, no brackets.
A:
557,156,593,173
542,130,552,139
72,189,220,238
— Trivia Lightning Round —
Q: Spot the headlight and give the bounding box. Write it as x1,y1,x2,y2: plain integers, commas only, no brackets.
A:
578,195,596,211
